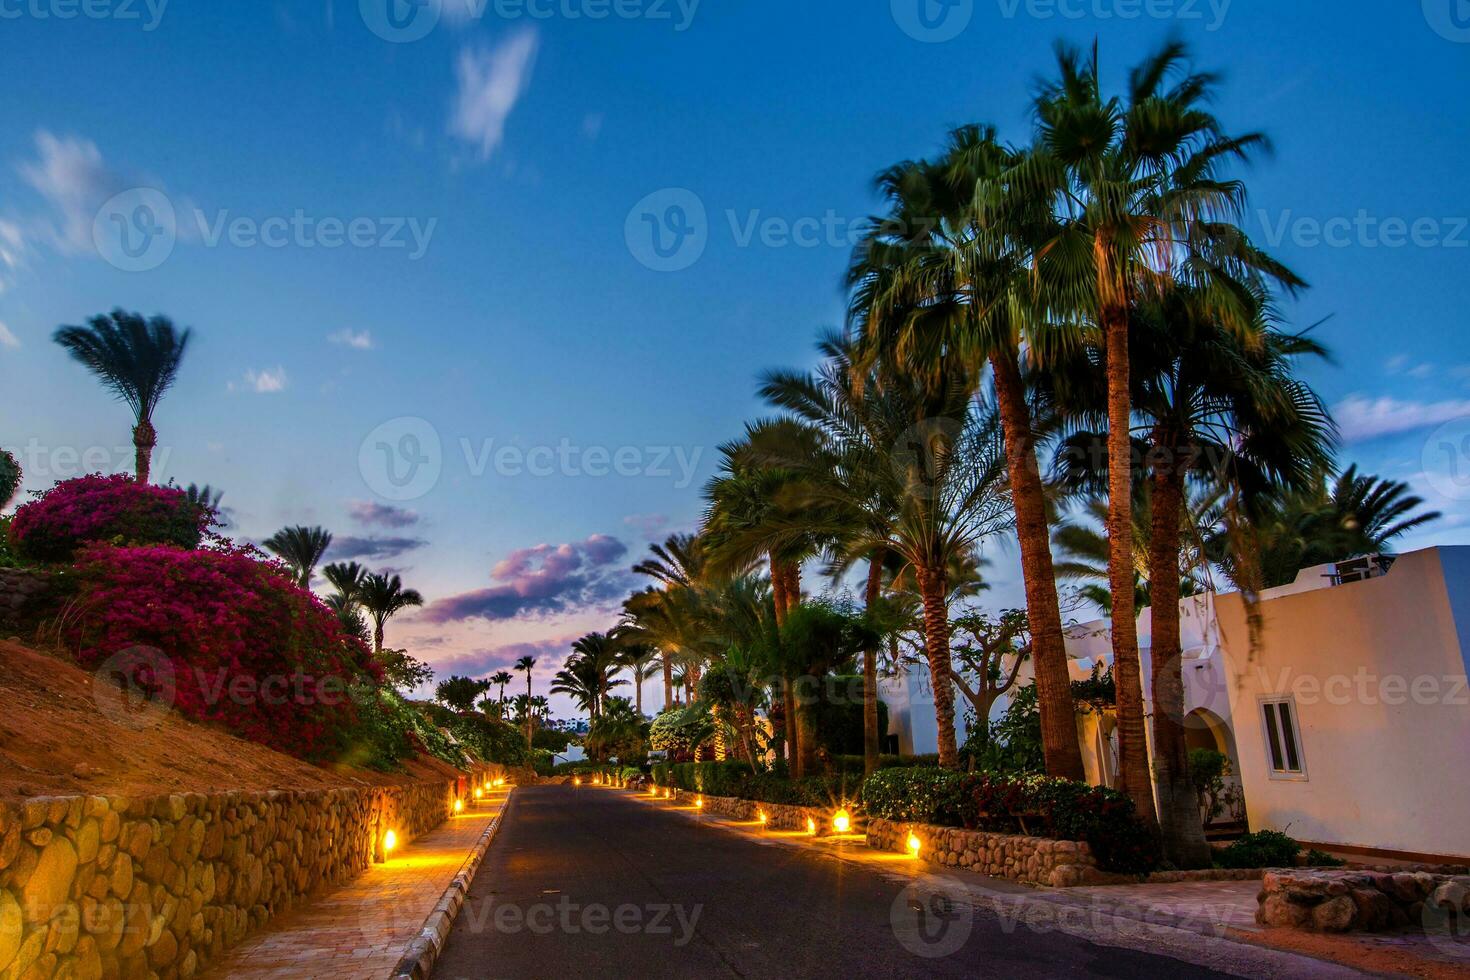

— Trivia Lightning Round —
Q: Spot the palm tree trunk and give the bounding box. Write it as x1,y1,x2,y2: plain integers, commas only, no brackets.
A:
1102,297,1158,825
862,552,884,776
991,351,1086,781
1148,444,1211,867
133,420,156,484
916,566,959,769
783,561,818,775
662,652,674,710
770,555,801,776
373,621,385,656
525,674,534,749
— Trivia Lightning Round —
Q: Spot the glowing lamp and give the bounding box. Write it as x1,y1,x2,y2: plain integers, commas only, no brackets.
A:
695,796,704,809
384,830,398,855
757,810,768,826
906,833,922,857
454,799,464,813
574,777,582,786
833,809,851,834
806,817,816,835
474,788,483,800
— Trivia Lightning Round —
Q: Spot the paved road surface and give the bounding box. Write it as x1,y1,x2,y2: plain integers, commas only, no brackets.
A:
434,785,1240,979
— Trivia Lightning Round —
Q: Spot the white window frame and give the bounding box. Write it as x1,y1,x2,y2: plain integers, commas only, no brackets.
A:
1258,696,1308,781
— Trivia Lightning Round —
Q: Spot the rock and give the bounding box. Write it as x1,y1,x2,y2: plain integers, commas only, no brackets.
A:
1257,894,1311,928
0,891,23,973
1311,896,1357,932
21,838,78,925
74,821,100,865
25,829,52,848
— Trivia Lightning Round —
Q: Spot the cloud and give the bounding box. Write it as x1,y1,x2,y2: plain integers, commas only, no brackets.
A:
238,367,288,394
433,636,573,680
0,321,18,350
17,131,118,253
348,500,421,528
328,328,375,350
623,513,669,539
1333,395,1470,442
448,31,539,162
423,534,631,624
328,535,428,561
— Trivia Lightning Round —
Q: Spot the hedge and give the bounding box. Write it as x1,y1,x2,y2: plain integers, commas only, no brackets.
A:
651,761,862,808
862,767,1159,874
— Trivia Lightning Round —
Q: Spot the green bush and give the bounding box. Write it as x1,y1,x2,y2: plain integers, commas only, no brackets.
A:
649,701,714,759
343,686,463,771
651,761,861,808
1215,830,1301,869
1304,848,1345,868
862,767,1160,874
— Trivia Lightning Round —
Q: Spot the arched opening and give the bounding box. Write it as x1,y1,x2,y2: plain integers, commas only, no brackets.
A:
1183,707,1247,832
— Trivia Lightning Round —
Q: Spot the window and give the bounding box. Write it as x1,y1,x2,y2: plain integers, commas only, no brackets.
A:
1260,698,1306,778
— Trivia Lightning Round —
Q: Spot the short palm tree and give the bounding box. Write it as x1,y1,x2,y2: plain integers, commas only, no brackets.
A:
54,310,191,484
323,561,368,604
552,633,628,720
514,655,538,748
358,573,423,654
263,526,333,588
490,670,515,705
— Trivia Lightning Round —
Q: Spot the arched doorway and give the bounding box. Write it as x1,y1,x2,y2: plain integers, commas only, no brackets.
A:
1183,707,1246,830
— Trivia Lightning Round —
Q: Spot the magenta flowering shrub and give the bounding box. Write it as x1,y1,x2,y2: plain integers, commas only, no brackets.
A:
68,544,376,760
8,474,211,563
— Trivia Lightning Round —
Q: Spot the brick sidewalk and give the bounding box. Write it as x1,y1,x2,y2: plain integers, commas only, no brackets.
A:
202,789,511,980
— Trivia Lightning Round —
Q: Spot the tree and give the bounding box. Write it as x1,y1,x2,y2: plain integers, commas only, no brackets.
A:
552,633,628,720
490,670,515,705
616,641,660,718
514,655,538,749
53,310,191,484
263,526,333,588
323,561,368,604
379,648,434,694
1023,40,1304,822
358,573,423,654
437,675,492,713
0,449,20,510
949,609,1030,751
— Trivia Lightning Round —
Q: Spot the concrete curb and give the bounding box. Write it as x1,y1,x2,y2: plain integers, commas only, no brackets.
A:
388,790,514,980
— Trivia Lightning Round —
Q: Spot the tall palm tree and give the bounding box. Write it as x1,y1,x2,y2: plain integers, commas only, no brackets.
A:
847,130,1087,780
264,526,333,588
615,640,659,718
514,655,538,748
358,573,423,655
54,310,191,483
323,561,368,604
552,633,628,720
1022,41,1304,820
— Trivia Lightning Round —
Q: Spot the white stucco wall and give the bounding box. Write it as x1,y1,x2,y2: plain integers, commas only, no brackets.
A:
1215,548,1470,860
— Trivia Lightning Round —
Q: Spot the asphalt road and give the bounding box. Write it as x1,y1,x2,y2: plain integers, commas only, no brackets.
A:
433,785,1237,980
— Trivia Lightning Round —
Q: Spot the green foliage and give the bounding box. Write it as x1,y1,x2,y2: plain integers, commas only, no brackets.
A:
1070,664,1116,713
962,683,1046,775
1304,848,1345,868
1187,748,1230,823
0,517,20,569
378,648,434,694
0,450,20,510
651,761,861,808
343,685,462,771
810,675,889,756
446,712,533,768
862,767,1160,874
436,675,491,712
1215,830,1301,869
585,697,649,762
532,728,574,753
649,701,715,760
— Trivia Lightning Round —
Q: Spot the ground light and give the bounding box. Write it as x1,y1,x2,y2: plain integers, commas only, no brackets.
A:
574,777,582,786
833,808,851,834
384,830,398,855
806,818,816,835
454,799,464,814
907,832,921,858
695,796,704,809
757,810,768,826
474,788,483,800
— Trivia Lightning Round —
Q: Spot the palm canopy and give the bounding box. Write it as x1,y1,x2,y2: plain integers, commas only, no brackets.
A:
263,526,333,588
551,633,628,719
323,561,368,604
54,309,192,483
358,573,424,653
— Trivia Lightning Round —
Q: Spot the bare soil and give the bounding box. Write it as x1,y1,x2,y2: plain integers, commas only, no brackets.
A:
0,639,461,802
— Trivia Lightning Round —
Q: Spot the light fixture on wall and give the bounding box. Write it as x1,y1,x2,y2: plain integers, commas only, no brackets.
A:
833,809,851,834
806,817,816,835
906,832,921,858
695,796,704,809
384,830,398,855
757,810,768,826
454,799,464,814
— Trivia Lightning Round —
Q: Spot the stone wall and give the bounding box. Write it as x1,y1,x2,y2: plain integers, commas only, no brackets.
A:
866,817,1098,887
664,789,848,836
0,779,459,979
1257,869,1470,933
0,569,51,632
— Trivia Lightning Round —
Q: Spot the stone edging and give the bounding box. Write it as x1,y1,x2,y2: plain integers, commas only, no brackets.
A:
388,790,514,980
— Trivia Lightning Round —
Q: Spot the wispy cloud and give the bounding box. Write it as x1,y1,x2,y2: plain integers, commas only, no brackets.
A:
238,367,288,394
0,321,19,350
1334,394,1470,442
623,513,669,540
328,328,375,350
448,30,539,162
423,534,631,624
17,131,118,253
348,500,421,528
328,535,428,561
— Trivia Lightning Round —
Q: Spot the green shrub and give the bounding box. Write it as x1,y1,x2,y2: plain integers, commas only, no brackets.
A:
1215,830,1301,869
649,702,714,760
651,761,860,808
0,449,20,510
1304,848,1345,867
343,686,463,771
862,767,1160,874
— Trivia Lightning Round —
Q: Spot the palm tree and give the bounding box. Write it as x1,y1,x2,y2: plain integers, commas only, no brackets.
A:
615,640,659,718
514,655,538,748
53,310,191,484
490,670,515,706
323,561,368,604
847,130,1087,781
1020,41,1304,820
263,525,333,588
552,633,628,720
358,573,423,655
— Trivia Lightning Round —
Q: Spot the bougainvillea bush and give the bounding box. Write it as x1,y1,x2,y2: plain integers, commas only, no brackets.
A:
67,543,375,759
8,474,212,563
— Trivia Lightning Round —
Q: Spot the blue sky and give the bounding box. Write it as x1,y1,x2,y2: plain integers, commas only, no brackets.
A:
2,0,1468,717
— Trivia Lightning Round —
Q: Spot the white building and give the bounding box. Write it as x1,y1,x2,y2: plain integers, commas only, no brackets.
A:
885,546,1470,863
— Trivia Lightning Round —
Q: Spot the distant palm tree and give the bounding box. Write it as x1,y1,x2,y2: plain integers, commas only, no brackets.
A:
323,561,368,604
490,670,515,705
264,526,333,588
358,573,424,654
552,633,628,720
53,310,191,483
514,655,538,748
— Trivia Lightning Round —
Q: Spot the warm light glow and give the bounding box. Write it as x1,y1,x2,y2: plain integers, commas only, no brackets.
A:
695,796,704,809
757,810,768,825
495,777,505,787
906,833,921,857
384,830,398,854
649,786,658,796
574,777,582,786
454,799,464,813
473,788,483,800
833,809,851,834
806,818,816,835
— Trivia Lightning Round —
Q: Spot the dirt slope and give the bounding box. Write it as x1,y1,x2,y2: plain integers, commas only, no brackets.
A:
0,639,460,802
